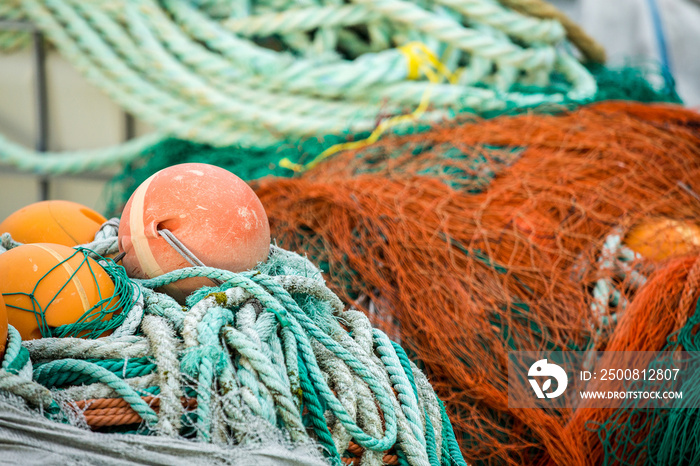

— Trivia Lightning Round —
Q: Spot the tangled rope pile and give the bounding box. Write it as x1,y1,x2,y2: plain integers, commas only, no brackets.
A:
0,0,601,173
0,230,466,466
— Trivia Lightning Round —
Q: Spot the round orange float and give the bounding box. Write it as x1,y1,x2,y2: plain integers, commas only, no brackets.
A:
0,200,107,246
0,243,119,340
0,294,7,360
118,163,270,302
626,218,700,261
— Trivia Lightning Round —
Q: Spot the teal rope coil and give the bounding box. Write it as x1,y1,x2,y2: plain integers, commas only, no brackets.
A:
140,266,400,452
0,325,63,416
1,0,595,174
33,358,159,426
33,357,156,387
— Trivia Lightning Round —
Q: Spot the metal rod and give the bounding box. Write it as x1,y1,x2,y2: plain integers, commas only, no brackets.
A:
124,112,136,180
32,29,50,201
124,112,136,141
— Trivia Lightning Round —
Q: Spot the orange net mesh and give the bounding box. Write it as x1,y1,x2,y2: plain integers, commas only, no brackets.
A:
253,101,700,465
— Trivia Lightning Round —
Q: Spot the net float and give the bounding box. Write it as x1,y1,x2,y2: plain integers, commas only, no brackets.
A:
625,218,700,261
0,243,120,340
118,163,270,302
0,200,107,246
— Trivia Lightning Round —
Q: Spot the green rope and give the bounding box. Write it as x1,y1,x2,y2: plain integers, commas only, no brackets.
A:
142,266,399,451
33,357,156,387
393,341,440,466
438,399,468,466
1,326,25,373
298,354,341,464
33,358,159,426
4,346,31,376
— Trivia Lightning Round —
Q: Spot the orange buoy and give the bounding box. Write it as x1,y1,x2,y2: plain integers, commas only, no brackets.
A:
0,294,7,360
626,218,700,261
118,163,270,301
0,200,107,246
0,243,119,340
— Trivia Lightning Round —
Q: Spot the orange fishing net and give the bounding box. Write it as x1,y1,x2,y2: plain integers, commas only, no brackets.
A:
254,101,700,465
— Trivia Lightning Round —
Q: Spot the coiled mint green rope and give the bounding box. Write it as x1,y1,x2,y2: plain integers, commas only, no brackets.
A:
223,325,306,439
250,273,401,452
33,357,156,386
374,329,426,449
439,399,468,466
139,267,399,452
0,0,596,174
393,341,440,466
0,132,162,174
1,326,25,373
298,353,341,462
180,305,232,441
0,327,57,413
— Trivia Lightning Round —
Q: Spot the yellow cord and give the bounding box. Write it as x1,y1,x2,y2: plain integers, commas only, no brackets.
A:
279,42,457,173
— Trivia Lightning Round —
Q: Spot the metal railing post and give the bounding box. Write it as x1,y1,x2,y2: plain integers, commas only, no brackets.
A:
32,29,49,201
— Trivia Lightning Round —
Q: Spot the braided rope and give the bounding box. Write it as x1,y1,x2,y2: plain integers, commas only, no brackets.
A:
500,0,606,63
34,356,156,386
24,335,151,361
0,0,31,52
33,358,160,426
1,0,598,174
140,315,183,435
141,267,400,451
53,374,158,401
1,326,24,372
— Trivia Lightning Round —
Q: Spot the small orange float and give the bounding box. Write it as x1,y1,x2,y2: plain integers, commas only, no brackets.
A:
626,218,700,261
0,243,119,340
0,200,107,246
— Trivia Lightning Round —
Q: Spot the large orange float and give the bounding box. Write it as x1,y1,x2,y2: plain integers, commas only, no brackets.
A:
626,218,700,261
118,163,270,301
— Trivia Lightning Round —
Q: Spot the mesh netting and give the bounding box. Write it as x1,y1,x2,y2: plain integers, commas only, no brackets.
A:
106,64,681,216
579,256,700,466
100,63,698,463
240,101,700,465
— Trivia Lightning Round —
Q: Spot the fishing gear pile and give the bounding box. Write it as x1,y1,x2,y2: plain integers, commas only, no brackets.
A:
0,182,467,466
3,2,700,465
